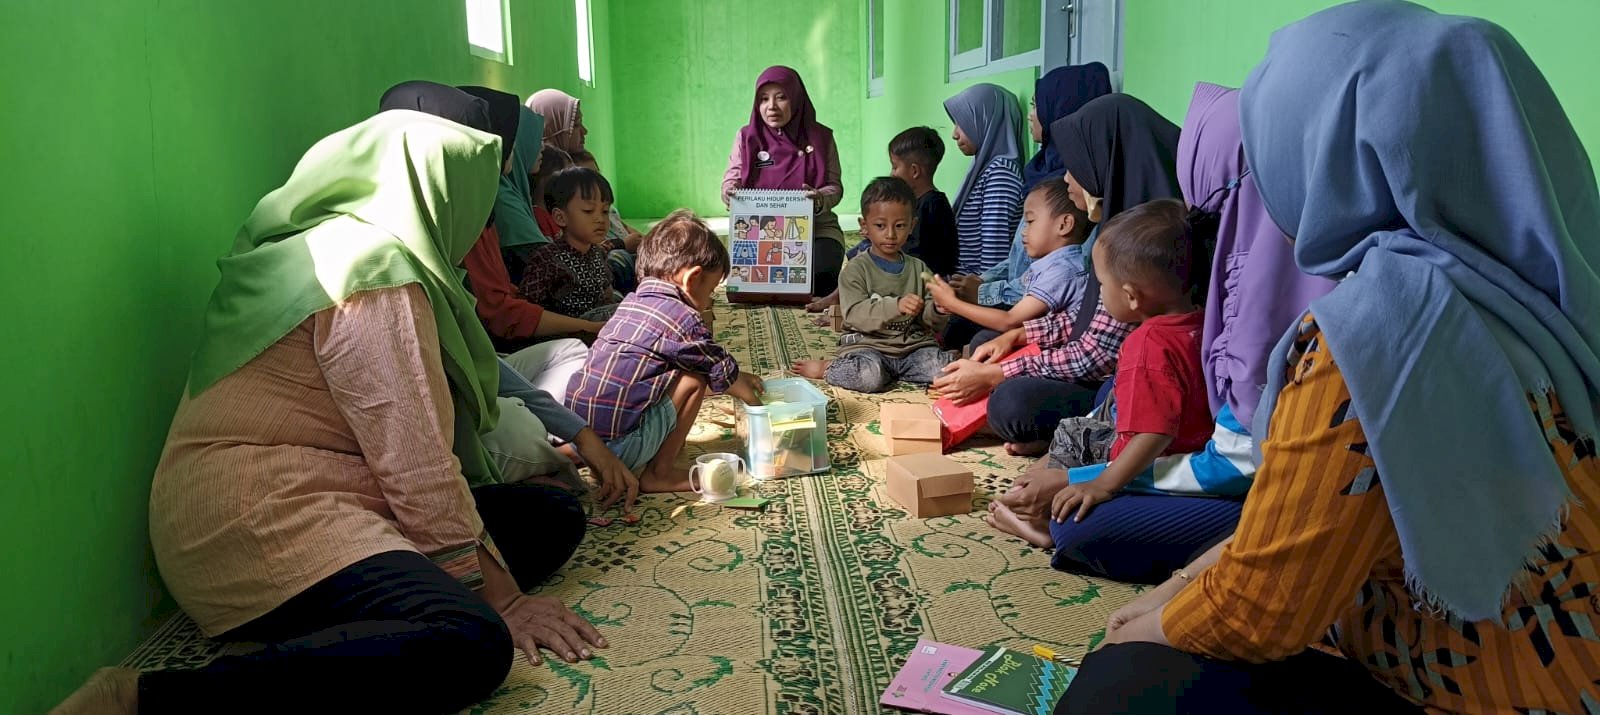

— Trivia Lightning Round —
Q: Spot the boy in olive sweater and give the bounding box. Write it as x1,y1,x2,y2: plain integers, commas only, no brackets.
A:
792,177,953,392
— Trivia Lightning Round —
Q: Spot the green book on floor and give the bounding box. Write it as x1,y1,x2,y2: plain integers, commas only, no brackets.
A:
940,646,1075,715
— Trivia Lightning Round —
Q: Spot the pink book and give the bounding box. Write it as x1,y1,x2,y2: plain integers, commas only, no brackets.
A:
880,639,994,715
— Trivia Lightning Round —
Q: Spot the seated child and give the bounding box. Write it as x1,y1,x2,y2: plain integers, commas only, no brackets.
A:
520,167,623,325
571,150,645,293
791,177,953,392
565,210,765,491
927,180,1091,351
815,127,958,314
986,199,1213,547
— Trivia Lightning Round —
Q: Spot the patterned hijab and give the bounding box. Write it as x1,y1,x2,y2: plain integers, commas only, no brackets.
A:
526,89,583,154
1023,63,1112,190
1178,82,1334,427
735,66,836,192
943,83,1024,217
187,110,507,486
1246,0,1600,621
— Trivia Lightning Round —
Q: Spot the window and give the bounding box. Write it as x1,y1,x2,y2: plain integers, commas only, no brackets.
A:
867,0,885,97
575,0,595,86
465,0,512,64
949,0,1043,79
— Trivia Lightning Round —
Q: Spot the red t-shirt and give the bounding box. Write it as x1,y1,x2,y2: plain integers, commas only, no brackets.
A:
1110,310,1211,459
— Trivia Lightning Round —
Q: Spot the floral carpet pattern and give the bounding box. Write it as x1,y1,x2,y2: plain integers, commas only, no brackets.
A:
124,292,1139,714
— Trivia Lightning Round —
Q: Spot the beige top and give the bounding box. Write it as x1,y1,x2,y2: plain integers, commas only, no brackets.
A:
148,284,492,636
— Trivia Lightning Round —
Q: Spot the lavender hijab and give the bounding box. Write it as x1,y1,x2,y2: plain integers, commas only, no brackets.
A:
735,66,835,191
1246,1,1600,621
1179,83,1334,428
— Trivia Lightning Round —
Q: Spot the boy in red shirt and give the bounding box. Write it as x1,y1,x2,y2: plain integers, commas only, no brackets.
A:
988,199,1213,546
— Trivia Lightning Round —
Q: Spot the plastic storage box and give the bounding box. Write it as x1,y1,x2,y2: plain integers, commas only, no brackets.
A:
741,377,831,479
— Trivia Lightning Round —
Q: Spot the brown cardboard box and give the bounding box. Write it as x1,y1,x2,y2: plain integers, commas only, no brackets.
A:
828,304,843,331
880,403,944,455
885,454,974,518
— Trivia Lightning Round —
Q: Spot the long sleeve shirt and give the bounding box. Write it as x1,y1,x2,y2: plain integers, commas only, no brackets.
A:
722,136,846,244
566,279,740,440
1162,317,1600,713
954,157,1024,274
462,225,544,344
1001,302,1132,383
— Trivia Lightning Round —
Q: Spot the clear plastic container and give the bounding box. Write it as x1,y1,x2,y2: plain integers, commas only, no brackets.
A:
741,377,831,479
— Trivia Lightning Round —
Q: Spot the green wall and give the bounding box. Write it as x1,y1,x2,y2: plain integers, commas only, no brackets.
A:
0,1,608,711
1123,0,1600,163
608,0,865,218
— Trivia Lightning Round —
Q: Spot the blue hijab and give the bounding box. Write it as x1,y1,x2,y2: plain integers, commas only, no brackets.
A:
1022,63,1112,190
1245,0,1600,622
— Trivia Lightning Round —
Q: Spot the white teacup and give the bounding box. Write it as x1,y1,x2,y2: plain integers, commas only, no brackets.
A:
689,452,746,502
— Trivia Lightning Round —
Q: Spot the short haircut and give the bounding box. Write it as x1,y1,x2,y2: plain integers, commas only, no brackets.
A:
569,149,598,168
859,175,918,216
1027,180,1091,241
544,166,614,211
889,126,946,173
533,145,571,183
637,209,730,280
1096,198,1205,295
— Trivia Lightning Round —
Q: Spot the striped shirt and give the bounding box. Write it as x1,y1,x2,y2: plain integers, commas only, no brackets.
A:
565,279,738,440
1001,302,1133,383
1163,317,1600,712
955,157,1024,274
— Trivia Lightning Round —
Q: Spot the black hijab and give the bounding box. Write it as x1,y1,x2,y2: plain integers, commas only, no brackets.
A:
1049,93,1181,220
378,81,494,136
457,85,521,164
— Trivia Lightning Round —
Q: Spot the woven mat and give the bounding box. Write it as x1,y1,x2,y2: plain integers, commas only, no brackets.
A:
124,292,1139,714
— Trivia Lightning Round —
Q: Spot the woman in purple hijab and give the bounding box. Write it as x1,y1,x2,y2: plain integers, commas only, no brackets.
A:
989,82,1334,585
721,65,845,301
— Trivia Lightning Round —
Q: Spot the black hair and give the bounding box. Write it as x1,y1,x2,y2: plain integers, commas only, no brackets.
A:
1027,180,1091,242
544,166,615,211
858,175,918,216
889,126,946,174
1096,198,1212,303
637,209,731,280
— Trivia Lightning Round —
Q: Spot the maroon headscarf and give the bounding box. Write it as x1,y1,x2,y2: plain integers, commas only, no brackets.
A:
736,66,835,191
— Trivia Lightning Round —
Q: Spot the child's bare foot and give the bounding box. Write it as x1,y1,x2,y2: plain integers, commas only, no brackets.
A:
805,292,839,313
1005,440,1050,457
639,465,692,493
984,501,1054,548
790,360,830,379
51,667,139,715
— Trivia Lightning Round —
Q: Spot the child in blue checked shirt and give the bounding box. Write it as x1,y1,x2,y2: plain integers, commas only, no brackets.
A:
927,180,1092,352
566,210,765,494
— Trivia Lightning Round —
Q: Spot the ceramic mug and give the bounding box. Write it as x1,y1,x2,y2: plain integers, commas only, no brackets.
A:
689,452,746,502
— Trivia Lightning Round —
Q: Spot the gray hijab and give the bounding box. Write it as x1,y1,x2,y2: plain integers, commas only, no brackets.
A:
943,83,1023,217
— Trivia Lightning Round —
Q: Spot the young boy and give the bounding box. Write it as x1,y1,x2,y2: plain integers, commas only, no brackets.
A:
926,181,1091,350
813,127,959,316
566,210,765,492
792,177,953,392
520,167,623,325
571,150,645,293
986,199,1214,546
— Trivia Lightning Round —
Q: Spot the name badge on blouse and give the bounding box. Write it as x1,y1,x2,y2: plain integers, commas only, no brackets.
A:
754,150,774,169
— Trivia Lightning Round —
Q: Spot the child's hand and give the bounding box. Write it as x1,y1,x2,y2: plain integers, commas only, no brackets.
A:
1051,483,1115,523
927,275,957,309
728,372,766,406
898,294,924,315
972,328,1024,363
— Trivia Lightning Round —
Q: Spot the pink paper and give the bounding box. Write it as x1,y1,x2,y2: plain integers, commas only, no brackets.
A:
879,638,993,714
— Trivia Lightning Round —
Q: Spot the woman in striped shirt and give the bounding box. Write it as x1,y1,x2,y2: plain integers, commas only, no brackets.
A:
1058,4,1600,713
942,83,1025,276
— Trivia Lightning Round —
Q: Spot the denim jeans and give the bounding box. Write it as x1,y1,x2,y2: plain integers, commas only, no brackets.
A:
825,346,954,393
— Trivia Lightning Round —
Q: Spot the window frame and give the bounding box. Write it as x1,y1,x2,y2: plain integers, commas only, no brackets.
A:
947,0,1045,82
465,0,513,65
867,0,886,97
575,0,596,87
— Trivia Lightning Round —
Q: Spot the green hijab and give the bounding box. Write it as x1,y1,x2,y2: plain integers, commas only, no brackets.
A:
187,109,507,485
495,106,548,249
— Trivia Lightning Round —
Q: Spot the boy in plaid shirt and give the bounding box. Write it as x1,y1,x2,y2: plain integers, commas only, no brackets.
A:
566,210,765,493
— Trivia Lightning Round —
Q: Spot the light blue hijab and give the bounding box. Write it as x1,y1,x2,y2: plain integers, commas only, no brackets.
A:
1245,0,1600,622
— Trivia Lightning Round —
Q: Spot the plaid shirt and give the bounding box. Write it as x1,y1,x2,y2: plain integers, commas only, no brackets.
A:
566,279,739,440
1001,303,1133,383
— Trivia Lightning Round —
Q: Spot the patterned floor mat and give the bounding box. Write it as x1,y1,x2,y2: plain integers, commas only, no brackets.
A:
124,292,1139,714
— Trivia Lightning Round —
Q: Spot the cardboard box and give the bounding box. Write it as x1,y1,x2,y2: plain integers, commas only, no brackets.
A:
879,403,942,440
885,436,942,456
829,304,843,331
885,454,974,518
